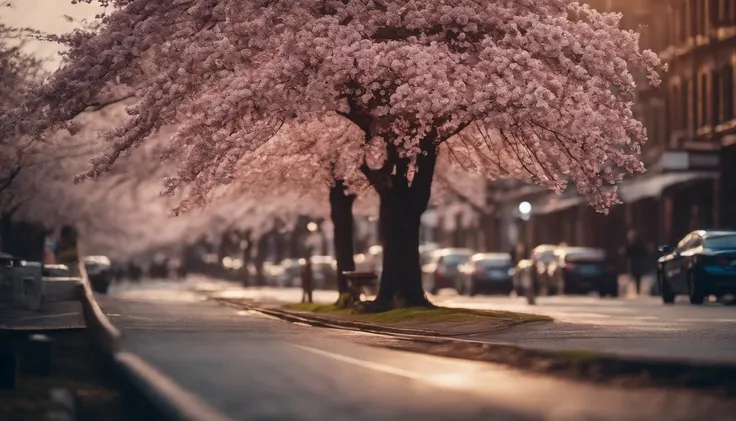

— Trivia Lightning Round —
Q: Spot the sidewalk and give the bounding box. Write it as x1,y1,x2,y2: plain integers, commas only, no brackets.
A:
0,300,85,330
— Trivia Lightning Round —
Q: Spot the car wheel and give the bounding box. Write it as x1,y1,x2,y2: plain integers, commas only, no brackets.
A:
456,279,466,295
660,272,675,304
688,272,705,305
468,280,477,297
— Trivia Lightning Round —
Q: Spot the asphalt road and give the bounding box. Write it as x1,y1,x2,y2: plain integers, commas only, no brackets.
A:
188,278,736,363
99,279,735,421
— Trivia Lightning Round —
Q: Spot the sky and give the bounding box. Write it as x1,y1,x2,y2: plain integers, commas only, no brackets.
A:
0,0,102,70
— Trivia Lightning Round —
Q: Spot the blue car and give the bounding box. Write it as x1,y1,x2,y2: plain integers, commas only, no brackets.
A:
658,230,736,305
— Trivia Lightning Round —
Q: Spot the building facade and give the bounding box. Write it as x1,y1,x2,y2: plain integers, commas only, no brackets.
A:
483,0,736,259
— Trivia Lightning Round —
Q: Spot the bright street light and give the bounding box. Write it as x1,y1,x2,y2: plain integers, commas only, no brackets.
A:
518,201,532,215
307,222,318,232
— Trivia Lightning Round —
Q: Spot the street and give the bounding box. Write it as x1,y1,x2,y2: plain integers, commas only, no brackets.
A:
179,277,736,363
98,279,736,421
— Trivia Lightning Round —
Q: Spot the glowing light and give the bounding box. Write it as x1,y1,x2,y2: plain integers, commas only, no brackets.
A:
222,256,233,268
518,201,532,214
307,222,318,232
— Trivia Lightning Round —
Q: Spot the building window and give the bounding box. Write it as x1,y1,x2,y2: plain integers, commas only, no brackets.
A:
713,68,722,124
692,76,700,128
682,78,690,129
721,0,735,24
679,5,688,41
690,0,698,37
700,73,708,127
724,64,734,121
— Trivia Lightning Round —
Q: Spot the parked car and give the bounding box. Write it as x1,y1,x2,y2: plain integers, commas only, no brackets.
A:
529,244,560,295
458,253,515,296
83,255,112,294
277,258,302,287
262,261,283,286
658,229,736,305
422,248,474,295
548,247,618,297
310,255,337,289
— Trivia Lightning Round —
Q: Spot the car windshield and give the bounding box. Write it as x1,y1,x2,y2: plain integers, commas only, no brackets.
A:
565,249,606,262
705,235,736,249
536,250,556,263
478,257,512,268
443,253,471,265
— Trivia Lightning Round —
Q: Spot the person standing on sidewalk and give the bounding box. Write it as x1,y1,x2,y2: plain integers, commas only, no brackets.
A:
623,230,648,296
301,252,314,304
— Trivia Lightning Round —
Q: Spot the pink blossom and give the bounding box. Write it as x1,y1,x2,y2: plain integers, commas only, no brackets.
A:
4,0,661,214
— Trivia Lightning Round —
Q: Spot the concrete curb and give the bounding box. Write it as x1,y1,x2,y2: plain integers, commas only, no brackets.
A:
78,263,121,355
235,300,736,393
78,262,231,421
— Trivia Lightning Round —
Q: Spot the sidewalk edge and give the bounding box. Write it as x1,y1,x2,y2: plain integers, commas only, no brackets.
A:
79,263,231,421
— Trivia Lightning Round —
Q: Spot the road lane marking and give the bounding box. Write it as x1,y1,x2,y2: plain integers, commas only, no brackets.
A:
678,318,736,323
291,344,471,389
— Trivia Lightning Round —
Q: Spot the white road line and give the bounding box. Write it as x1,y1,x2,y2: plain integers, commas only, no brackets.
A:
17,312,79,321
292,344,432,383
678,318,736,323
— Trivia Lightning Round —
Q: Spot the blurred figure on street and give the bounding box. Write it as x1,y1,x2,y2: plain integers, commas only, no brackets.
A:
128,261,142,282
43,236,56,265
301,252,314,303
509,243,525,265
622,229,648,295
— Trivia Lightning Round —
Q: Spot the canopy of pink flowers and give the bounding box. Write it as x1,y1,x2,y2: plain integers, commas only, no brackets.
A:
5,0,662,212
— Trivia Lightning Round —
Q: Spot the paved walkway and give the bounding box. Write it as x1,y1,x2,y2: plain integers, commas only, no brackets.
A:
0,301,85,330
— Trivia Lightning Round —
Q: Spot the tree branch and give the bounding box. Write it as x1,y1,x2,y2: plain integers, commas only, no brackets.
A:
0,166,21,193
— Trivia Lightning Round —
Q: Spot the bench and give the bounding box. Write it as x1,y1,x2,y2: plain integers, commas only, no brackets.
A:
342,271,378,301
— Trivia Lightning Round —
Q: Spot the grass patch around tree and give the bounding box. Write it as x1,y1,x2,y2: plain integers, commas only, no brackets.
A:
283,302,551,325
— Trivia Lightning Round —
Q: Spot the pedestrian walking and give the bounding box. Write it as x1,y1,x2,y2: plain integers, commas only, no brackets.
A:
301,254,314,304
622,229,648,296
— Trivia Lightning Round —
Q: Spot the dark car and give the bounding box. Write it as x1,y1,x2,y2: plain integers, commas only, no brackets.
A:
84,255,112,294
657,230,736,305
548,247,618,297
422,248,474,295
458,253,515,296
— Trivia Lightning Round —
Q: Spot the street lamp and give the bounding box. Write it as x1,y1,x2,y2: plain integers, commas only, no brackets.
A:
307,222,318,232
518,201,532,221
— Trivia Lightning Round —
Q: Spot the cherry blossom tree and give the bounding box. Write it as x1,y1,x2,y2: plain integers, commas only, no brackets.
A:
7,0,662,308
0,21,45,198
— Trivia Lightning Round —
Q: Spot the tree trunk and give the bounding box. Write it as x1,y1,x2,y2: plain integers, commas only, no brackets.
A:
367,130,438,309
254,234,268,286
241,230,253,286
330,180,356,297
375,188,429,307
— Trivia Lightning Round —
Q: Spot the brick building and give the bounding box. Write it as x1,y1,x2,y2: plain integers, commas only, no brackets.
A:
481,0,736,258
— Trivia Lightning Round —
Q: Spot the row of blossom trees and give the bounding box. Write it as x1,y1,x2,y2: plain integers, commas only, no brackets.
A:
4,0,663,309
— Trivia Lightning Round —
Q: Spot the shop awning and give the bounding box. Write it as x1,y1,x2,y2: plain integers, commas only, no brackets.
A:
618,171,718,203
